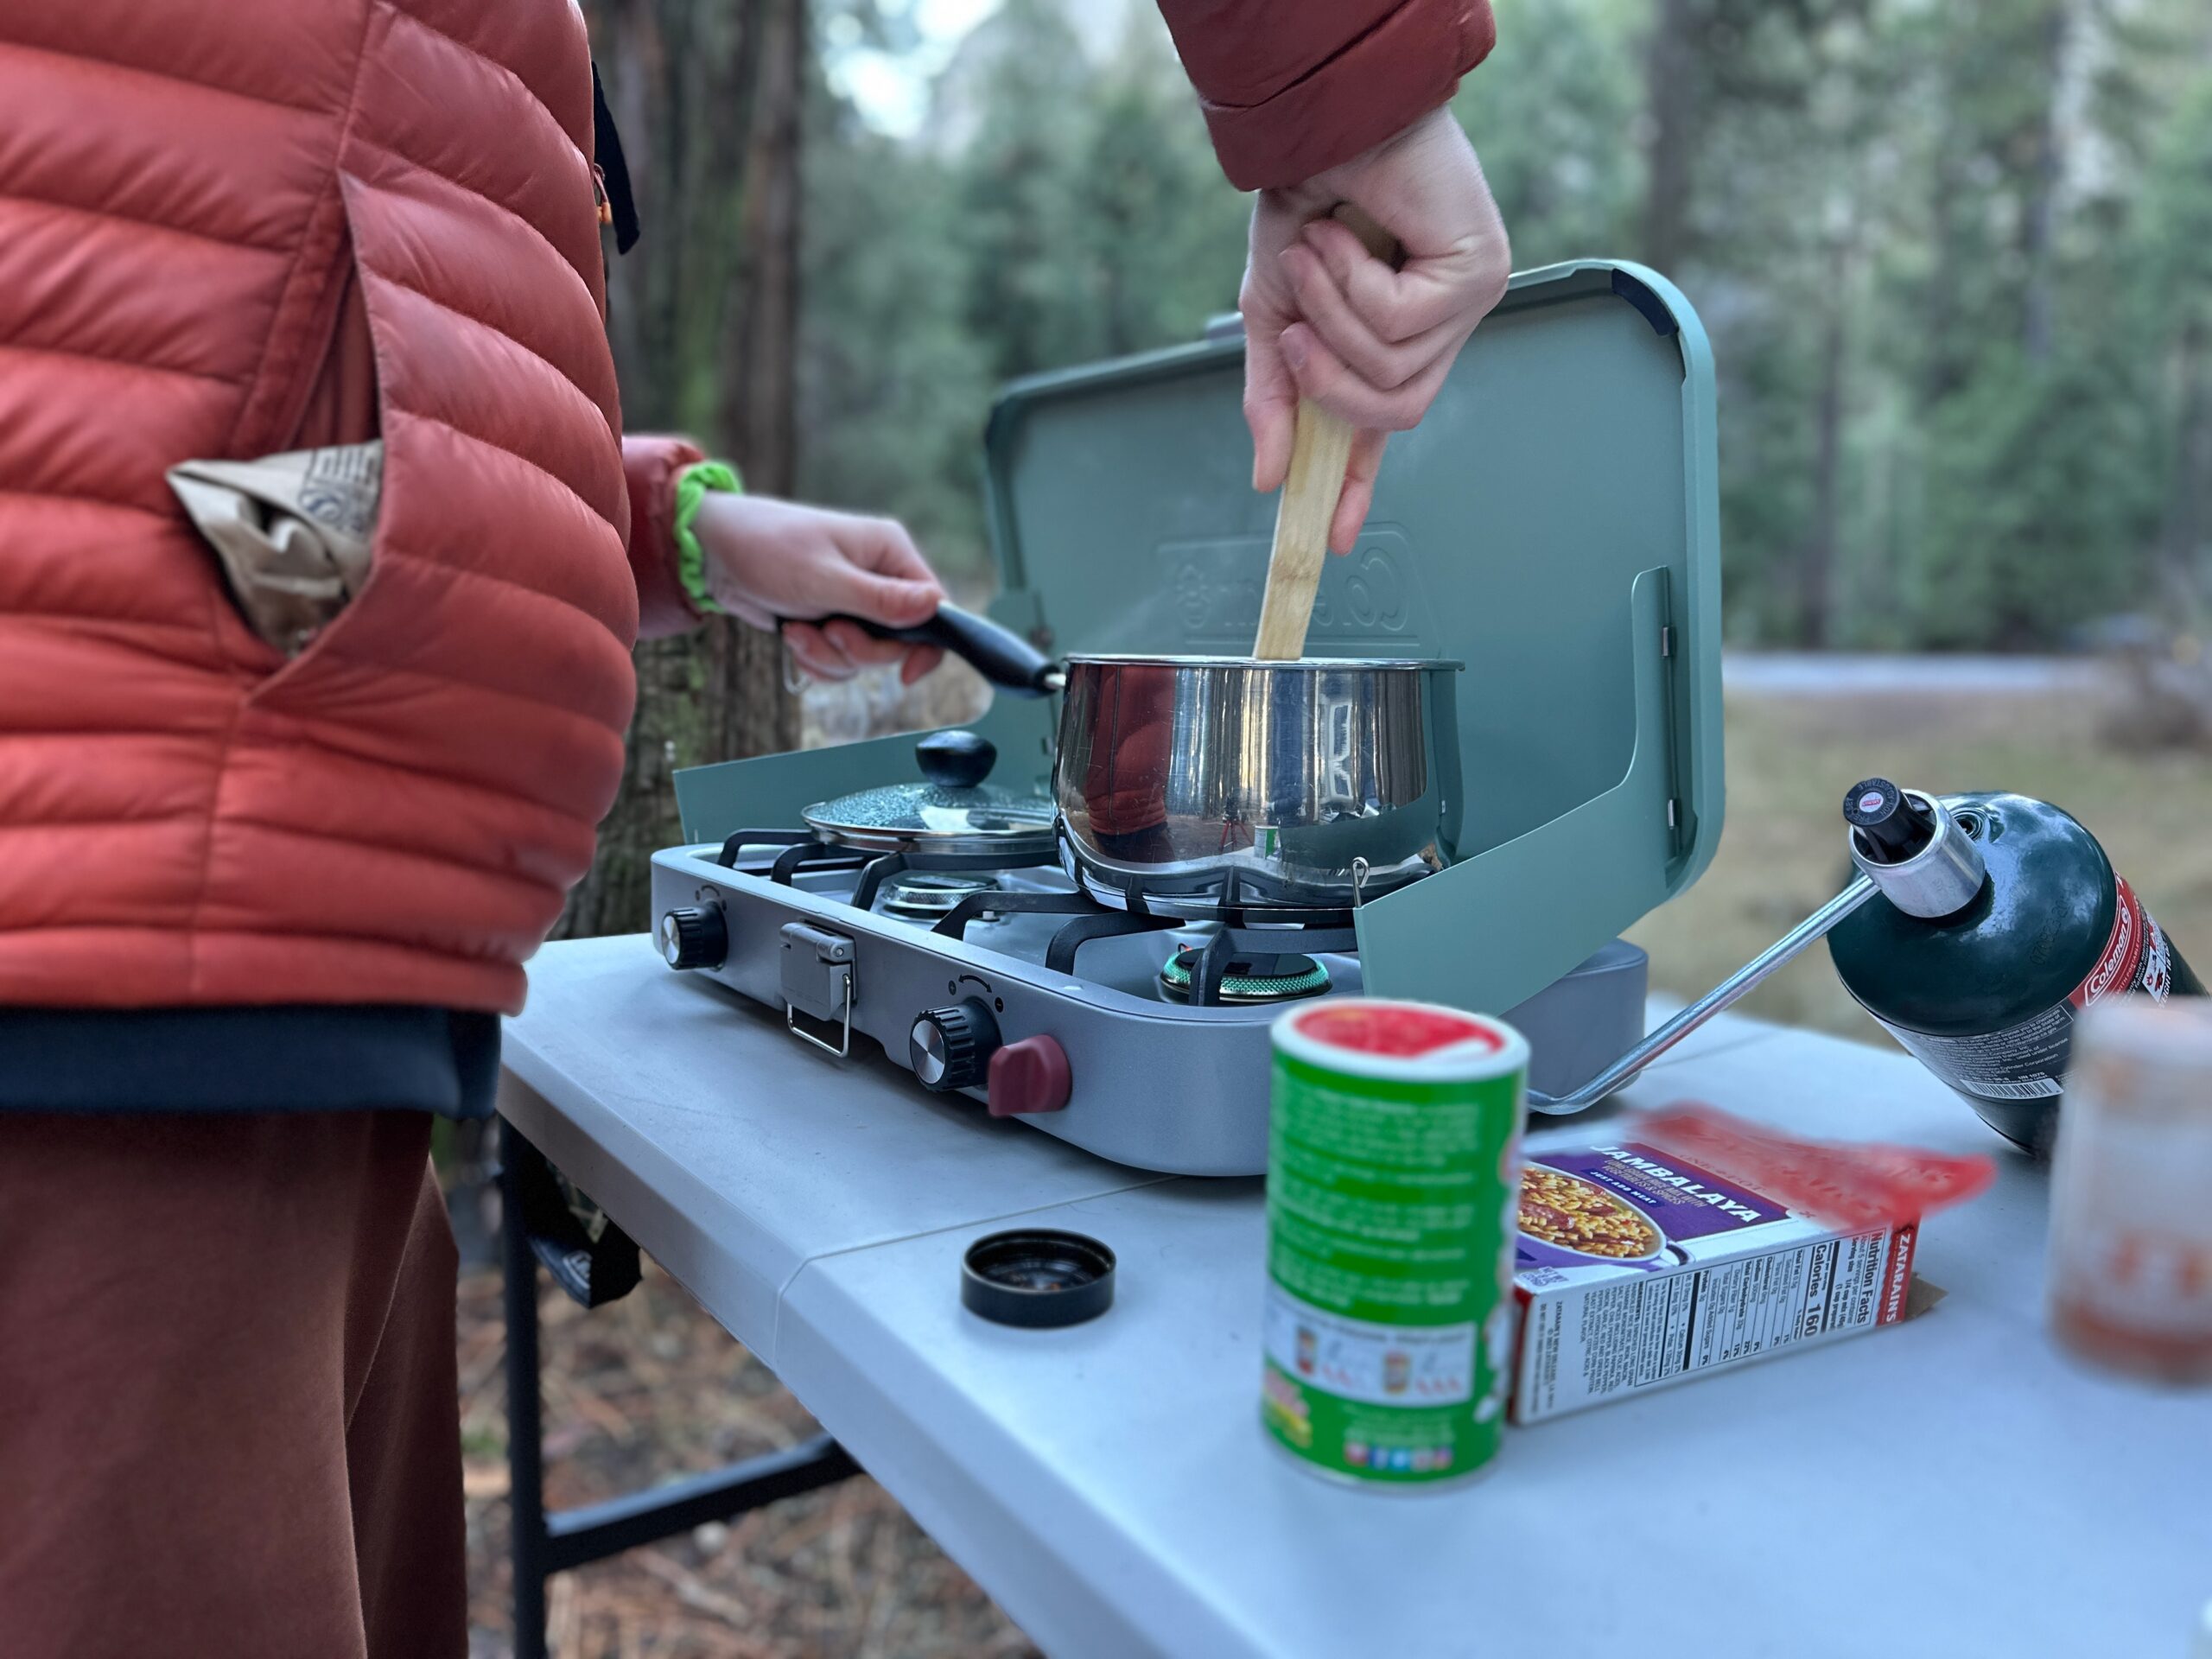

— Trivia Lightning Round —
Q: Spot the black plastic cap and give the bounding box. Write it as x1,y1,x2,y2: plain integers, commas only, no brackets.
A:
961,1230,1116,1328
1843,778,1933,864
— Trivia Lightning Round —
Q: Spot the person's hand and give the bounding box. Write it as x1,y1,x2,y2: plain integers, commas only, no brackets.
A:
1240,106,1511,553
690,493,946,683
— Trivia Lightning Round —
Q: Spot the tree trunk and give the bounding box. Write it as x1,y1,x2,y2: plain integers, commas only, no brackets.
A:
2019,1,2069,365
1921,105,1968,408
560,2,671,941
561,0,791,938
2161,316,2209,622
558,641,698,938
710,0,804,760
1641,0,1700,276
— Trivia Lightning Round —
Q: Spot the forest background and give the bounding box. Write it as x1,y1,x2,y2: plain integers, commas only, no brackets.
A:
567,0,2212,936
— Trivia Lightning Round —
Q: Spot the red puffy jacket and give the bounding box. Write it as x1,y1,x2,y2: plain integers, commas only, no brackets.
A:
0,2,697,1015
1155,1,1496,190
0,0,1491,1018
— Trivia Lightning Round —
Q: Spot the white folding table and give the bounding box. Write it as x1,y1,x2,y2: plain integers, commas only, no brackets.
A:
497,933,2210,1658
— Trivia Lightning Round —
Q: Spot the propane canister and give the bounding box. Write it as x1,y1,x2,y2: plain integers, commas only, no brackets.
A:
1827,779,2202,1151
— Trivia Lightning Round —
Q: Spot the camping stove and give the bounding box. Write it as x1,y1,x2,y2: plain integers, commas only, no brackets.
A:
650,831,1646,1177
655,264,1726,1176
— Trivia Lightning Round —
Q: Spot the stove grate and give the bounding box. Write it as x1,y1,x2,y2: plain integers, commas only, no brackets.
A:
880,872,1000,916
929,887,1358,1004
1043,909,1185,975
716,829,868,880
927,888,1183,975
851,842,1058,910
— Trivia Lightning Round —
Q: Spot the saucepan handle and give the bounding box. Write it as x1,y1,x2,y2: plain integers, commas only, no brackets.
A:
816,603,1066,698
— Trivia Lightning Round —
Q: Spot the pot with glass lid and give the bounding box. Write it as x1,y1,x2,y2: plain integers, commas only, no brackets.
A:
802,728,1056,855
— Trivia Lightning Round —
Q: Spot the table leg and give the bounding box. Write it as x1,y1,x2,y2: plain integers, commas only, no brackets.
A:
501,1122,553,1659
497,1119,860,1658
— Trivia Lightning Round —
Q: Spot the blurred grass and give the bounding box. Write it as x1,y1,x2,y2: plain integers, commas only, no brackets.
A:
1624,685,2212,1042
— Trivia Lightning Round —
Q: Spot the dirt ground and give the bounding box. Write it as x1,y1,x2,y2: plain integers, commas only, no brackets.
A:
462,672,2212,1656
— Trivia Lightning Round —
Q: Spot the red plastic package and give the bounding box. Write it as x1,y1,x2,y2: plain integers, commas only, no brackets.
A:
1632,1103,1997,1233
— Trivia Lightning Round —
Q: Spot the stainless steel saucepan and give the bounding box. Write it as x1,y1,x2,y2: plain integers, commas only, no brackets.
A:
831,605,1464,912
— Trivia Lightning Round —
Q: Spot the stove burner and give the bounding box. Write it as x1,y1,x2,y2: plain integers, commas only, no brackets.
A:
880,871,1001,917
1160,949,1331,1005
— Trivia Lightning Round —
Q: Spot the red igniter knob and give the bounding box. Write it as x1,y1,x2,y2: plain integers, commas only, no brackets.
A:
987,1035,1071,1116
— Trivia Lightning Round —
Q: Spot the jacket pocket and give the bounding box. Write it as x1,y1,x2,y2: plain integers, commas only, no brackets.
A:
241,194,397,710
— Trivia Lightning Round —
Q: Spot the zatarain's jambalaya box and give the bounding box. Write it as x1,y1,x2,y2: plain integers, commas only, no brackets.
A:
1509,1109,1991,1423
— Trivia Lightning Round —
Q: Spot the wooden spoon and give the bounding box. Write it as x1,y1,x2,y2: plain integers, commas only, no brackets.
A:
1249,204,1401,661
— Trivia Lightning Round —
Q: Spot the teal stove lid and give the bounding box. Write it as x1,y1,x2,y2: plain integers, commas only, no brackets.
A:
678,259,1722,1018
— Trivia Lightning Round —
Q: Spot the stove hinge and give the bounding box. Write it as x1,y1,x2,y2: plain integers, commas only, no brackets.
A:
1655,575,1690,869
780,922,856,1058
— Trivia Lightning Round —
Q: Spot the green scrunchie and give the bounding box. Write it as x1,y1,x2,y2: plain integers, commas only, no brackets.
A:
673,460,743,616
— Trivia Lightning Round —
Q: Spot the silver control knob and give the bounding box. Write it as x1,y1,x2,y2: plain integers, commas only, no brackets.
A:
908,1000,1000,1091
658,904,728,970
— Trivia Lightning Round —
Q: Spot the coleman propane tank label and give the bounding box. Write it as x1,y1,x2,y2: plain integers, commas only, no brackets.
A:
2071,877,2174,1007
1872,876,2177,1105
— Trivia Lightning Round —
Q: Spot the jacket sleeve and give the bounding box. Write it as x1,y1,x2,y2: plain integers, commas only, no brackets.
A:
1154,1,1496,192
620,435,709,640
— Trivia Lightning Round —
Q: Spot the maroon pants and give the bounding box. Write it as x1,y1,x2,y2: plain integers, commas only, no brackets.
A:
0,1110,467,1658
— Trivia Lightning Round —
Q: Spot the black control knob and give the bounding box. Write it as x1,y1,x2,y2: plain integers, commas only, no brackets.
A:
1843,777,1934,865
658,904,728,970
908,999,1001,1091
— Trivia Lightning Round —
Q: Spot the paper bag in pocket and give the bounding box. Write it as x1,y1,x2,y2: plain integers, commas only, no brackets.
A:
168,442,381,656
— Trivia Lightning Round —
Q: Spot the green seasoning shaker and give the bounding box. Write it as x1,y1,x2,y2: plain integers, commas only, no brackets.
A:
1262,1000,1526,1488
1830,779,2203,1151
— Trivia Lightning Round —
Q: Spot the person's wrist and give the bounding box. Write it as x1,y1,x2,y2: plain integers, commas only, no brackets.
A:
1319,105,1460,194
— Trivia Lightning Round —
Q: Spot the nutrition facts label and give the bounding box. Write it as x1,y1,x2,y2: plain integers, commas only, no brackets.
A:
1516,1230,1898,1421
